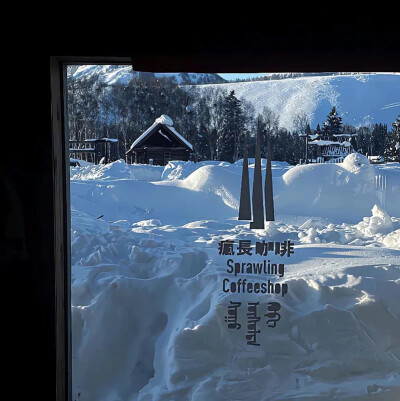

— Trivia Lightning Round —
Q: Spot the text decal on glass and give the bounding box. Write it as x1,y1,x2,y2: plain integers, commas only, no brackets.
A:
219,239,294,346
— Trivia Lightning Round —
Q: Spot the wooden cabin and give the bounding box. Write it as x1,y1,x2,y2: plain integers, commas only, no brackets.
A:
126,115,193,165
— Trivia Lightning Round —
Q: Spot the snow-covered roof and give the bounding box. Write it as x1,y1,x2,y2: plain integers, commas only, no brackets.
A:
309,140,352,147
85,138,118,143
155,114,173,126
167,125,193,150
333,133,357,137
127,114,193,152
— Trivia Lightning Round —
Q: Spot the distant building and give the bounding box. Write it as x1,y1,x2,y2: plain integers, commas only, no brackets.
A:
126,115,193,165
308,133,357,163
367,155,385,164
69,138,119,164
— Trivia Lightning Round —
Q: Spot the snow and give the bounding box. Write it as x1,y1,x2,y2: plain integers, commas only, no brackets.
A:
70,158,93,167
69,68,399,131
69,147,95,151
128,121,159,151
70,155,400,401
70,159,164,181
70,65,135,85
197,73,400,130
155,114,173,126
167,125,193,150
309,139,352,146
69,65,225,85
85,138,118,143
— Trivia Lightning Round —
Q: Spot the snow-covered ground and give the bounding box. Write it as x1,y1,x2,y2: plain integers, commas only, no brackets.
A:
197,73,400,130
71,155,400,401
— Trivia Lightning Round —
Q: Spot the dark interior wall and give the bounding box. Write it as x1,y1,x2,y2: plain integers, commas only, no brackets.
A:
2,75,57,400
130,25,400,73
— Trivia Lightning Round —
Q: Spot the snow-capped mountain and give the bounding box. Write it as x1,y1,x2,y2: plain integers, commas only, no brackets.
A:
199,73,400,130
68,65,226,85
68,66,399,130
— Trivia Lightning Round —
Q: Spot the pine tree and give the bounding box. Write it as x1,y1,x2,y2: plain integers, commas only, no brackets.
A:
305,123,312,137
315,124,321,135
385,114,400,162
217,91,245,162
355,126,372,155
322,106,343,140
371,123,387,156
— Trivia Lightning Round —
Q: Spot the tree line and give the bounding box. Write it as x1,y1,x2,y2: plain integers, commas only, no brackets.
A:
67,75,400,164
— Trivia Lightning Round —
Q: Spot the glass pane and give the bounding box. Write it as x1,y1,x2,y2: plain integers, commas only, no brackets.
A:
68,67,400,400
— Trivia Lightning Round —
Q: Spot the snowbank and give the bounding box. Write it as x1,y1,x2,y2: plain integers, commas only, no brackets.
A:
161,160,234,180
161,160,292,182
70,158,93,167
70,160,164,181
71,211,400,401
276,153,379,223
70,156,400,400
297,205,400,249
70,155,399,227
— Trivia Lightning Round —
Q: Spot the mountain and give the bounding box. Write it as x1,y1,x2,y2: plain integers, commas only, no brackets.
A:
67,67,400,130
68,65,226,85
198,73,400,130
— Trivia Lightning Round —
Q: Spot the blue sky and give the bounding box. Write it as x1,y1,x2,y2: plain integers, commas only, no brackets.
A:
218,73,268,81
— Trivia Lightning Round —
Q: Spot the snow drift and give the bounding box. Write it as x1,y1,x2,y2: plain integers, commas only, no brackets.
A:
275,153,380,222
71,160,164,181
70,156,400,400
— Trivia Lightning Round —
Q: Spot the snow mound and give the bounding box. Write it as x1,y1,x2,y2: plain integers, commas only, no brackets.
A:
275,153,378,223
162,160,238,181
161,161,199,180
355,204,394,236
368,204,394,235
70,158,399,228
342,152,372,174
70,160,164,181
383,230,400,249
179,165,241,209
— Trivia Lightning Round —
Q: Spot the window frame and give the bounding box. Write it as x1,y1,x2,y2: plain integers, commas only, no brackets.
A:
50,56,132,401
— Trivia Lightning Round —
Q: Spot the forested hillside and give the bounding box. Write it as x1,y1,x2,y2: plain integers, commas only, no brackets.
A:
67,69,400,163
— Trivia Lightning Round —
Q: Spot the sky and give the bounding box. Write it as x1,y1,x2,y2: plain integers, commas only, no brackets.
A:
218,73,268,81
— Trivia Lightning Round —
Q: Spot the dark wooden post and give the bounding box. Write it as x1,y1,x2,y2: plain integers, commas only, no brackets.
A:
265,142,275,221
238,134,251,220
250,128,264,229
